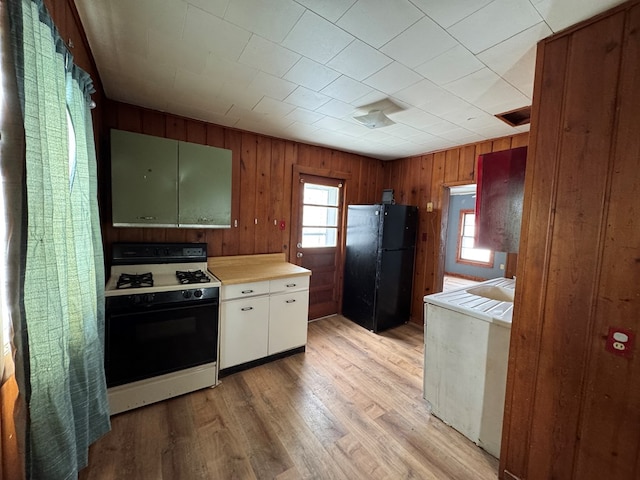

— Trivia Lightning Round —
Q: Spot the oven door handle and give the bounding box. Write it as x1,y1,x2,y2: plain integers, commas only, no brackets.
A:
240,306,254,311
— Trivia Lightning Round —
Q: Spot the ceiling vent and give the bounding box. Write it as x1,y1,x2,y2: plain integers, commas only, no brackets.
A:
353,98,404,129
495,105,532,127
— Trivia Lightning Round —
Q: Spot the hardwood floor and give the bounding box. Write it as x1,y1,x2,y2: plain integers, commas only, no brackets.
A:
80,316,498,479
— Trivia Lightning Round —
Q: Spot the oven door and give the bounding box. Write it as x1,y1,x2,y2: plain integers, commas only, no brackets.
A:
105,301,218,387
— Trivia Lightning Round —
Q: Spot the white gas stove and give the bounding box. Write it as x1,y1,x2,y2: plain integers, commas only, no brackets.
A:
104,242,221,415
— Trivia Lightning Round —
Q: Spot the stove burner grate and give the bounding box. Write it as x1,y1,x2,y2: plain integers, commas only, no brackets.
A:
176,270,210,285
117,272,154,289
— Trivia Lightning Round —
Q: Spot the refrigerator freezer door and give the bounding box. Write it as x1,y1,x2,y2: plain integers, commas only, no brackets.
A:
380,205,418,249
342,205,382,330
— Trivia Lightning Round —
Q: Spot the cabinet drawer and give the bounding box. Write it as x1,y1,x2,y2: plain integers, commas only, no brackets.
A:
268,290,309,355
221,280,269,301
269,275,310,294
220,296,269,369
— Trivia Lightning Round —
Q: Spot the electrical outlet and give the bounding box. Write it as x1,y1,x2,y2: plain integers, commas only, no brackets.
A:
605,327,635,358
426,202,433,212
500,264,505,270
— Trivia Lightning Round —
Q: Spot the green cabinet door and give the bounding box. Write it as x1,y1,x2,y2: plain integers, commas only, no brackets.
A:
178,141,232,228
111,130,178,227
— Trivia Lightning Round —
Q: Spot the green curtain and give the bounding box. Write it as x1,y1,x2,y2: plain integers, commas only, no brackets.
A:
7,0,110,478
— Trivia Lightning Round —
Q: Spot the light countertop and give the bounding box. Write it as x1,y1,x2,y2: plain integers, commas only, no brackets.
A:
208,253,311,285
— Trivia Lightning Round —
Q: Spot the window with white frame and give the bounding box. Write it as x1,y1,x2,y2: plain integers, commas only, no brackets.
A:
301,183,339,247
456,209,494,266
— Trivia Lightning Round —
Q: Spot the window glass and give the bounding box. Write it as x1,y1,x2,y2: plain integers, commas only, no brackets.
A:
301,183,340,247
458,210,492,265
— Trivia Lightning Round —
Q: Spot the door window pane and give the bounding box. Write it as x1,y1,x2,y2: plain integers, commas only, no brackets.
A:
302,182,340,247
303,205,338,227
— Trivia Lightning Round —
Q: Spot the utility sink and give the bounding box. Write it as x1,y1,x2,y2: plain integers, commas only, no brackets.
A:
466,285,515,303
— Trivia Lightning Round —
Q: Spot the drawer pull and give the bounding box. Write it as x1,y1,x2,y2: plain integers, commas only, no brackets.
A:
241,306,254,311
137,216,156,220
241,289,254,294
286,283,296,288
285,299,296,304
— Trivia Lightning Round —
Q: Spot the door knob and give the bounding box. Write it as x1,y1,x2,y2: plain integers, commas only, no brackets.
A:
297,252,303,258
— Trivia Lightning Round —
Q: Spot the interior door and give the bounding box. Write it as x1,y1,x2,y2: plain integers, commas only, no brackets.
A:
292,172,344,320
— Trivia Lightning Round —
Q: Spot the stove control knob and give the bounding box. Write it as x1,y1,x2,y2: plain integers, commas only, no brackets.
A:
183,290,192,299
131,295,142,305
144,294,154,303
194,289,203,298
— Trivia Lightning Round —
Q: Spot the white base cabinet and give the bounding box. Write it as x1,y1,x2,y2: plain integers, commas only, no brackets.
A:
220,276,309,370
220,296,269,369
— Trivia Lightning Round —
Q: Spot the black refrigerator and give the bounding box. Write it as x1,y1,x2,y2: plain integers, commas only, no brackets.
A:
342,204,418,332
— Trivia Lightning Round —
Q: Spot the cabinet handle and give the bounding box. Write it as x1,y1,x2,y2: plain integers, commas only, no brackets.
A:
197,217,210,222
285,299,296,304
286,283,296,288
241,289,254,294
137,216,156,220
241,306,253,311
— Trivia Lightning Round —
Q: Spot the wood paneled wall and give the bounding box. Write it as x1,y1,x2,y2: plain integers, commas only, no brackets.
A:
382,132,528,324
501,2,640,479
102,101,384,264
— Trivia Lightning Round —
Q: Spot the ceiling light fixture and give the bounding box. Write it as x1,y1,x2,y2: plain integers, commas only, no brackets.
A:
353,109,395,129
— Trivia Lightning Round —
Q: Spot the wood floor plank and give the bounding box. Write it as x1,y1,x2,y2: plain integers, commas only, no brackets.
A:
79,315,499,480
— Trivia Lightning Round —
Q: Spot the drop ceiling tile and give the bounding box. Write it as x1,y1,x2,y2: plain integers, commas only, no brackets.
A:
174,69,222,101
443,67,530,112
478,21,551,74
420,89,474,116
220,86,263,110
204,55,259,90
253,96,298,116
238,35,301,77
326,40,392,81
363,62,423,95
186,0,230,17
109,0,188,37
74,2,150,58
478,21,551,95
285,108,325,124
183,7,251,60
295,0,357,22
383,123,433,140
147,29,211,75
315,98,356,118
436,126,476,141
447,0,543,54
416,44,484,85
533,0,625,32
354,90,392,109
390,108,442,129
118,51,177,88
380,16,457,68
282,10,355,64
284,87,332,110
410,0,493,29
320,76,373,103
224,0,305,43
392,79,444,107
337,0,424,48
248,71,298,100
284,57,341,91
423,120,465,136
313,116,356,132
